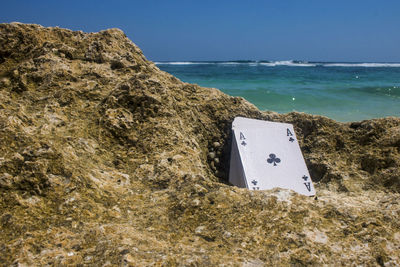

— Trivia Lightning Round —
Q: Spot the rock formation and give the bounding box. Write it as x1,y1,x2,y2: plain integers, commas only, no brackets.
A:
0,23,399,266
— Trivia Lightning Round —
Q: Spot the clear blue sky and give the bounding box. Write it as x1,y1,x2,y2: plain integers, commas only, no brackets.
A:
1,0,399,62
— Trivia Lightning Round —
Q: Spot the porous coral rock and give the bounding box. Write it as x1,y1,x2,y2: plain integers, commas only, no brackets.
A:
0,23,399,266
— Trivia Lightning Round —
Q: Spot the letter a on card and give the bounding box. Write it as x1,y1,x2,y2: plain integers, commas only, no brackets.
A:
229,117,316,196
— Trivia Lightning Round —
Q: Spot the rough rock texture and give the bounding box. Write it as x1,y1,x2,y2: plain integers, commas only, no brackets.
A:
0,23,399,266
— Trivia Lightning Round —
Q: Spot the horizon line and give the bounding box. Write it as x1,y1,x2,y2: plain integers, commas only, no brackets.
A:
153,60,400,63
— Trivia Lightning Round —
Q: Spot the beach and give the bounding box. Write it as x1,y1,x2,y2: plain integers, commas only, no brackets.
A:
1,23,400,265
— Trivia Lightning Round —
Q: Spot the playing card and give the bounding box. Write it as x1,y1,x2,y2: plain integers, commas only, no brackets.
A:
229,117,315,196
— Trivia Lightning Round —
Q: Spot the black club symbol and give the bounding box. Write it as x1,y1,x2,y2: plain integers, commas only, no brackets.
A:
267,153,281,166
251,180,258,185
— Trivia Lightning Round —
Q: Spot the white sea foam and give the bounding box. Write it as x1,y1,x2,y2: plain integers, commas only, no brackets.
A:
219,62,241,65
259,60,316,67
323,63,400,67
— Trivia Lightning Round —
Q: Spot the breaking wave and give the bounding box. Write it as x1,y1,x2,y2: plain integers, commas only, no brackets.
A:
259,60,316,67
322,63,400,67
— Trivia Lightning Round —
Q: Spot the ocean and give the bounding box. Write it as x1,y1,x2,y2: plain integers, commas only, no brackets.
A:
155,61,400,122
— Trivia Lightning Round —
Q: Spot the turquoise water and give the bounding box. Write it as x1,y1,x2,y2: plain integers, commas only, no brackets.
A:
156,61,400,122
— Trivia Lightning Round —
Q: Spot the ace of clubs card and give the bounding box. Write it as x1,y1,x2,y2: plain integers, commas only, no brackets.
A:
229,117,315,196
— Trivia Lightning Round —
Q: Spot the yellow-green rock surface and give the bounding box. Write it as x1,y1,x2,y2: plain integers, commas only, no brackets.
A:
0,23,399,266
